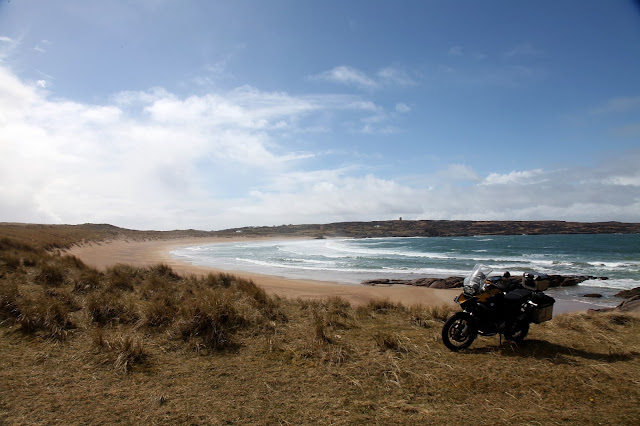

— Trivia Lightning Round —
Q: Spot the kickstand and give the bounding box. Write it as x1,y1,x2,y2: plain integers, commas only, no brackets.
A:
499,334,503,345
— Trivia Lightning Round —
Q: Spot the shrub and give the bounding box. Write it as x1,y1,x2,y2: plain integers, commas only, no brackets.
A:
59,254,87,269
178,289,245,351
35,263,67,287
73,269,103,293
233,277,287,322
0,280,21,323
17,296,75,341
357,298,405,317
87,291,139,326
203,273,234,288
22,253,39,267
105,264,140,292
0,237,41,254
149,263,181,281
143,295,178,328
2,252,22,272
45,288,82,312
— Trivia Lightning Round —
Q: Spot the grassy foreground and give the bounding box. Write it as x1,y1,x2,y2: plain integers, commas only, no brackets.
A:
1,237,640,425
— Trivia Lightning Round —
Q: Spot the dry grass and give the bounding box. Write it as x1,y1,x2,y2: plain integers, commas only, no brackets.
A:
1,234,640,424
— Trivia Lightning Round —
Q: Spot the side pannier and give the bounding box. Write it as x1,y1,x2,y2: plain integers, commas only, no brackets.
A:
530,293,555,323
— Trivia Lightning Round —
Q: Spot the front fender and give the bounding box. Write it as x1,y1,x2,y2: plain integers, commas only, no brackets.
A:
452,311,478,327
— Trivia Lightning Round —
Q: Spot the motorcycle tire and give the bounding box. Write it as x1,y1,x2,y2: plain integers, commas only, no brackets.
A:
442,312,478,351
504,321,530,342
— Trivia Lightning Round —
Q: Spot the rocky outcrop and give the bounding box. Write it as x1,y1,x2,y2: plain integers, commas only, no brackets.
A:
589,287,640,314
362,274,607,289
615,287,640,299
615,296,640,313
590,295,640,314
362,277,463,288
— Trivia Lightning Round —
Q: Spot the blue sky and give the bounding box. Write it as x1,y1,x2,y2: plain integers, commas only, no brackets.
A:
1,1,639,230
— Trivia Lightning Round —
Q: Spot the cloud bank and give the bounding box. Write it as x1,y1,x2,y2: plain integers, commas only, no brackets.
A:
1,65,638,230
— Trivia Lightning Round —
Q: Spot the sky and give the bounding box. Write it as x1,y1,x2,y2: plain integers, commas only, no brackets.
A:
1,0,639,231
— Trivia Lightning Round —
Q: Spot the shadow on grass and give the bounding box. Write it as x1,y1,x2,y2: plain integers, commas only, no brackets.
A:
466,339,639,364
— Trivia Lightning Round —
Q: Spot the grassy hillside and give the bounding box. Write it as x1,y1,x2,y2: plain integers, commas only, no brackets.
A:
0,223,215,250
219,219,640,238
1,233,639,424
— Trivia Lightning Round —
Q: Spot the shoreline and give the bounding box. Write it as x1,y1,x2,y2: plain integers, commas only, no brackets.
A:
67,237,461,307
67,236,597,312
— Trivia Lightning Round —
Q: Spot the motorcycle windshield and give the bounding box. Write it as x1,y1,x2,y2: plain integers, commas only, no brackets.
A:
463,264,492,295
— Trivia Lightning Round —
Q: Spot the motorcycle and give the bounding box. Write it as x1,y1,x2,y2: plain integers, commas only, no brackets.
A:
441,264,555,351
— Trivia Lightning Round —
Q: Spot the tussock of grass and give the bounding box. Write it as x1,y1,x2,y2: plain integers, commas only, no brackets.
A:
93,330,148,373
409,304,454,328
1,235,640,424
86,290,140,326
177,287,245,352
0,280,20,322
357,298,405,317
373,331,414,354
16,294,75,341
73,269,103,293
35,262,67,287
105,264,140,292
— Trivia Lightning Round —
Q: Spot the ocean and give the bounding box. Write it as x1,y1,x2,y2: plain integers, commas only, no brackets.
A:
171,234,640,308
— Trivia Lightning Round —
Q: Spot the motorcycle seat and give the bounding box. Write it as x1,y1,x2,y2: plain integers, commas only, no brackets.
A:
504,288,532,304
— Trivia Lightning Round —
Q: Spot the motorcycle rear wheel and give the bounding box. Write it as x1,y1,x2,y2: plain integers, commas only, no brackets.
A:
442,312,478,351
504,321,530,342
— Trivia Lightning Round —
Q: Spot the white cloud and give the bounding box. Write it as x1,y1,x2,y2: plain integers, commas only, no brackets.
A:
377,67,416,86
33,39,52,53
0,65,405,228
591,96,640,115
482,169,546,185
313,65,378,89
504,43,543,58
613,123,640,138
606,174,640,186
1,65,639,230
395,103,410,113
439,164,480,182
448,46,463,56
312,65,418,90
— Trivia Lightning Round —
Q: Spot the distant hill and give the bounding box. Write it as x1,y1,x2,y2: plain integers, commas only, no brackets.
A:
1,220,638,249
218,220,640,239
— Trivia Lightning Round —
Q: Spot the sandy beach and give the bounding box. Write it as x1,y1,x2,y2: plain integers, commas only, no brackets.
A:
67,237,461,307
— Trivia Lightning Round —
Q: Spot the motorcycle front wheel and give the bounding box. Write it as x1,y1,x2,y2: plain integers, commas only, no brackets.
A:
442,312,478,351
504,321,530,342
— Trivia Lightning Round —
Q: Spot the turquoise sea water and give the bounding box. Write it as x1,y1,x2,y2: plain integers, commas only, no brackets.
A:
172,234,640,308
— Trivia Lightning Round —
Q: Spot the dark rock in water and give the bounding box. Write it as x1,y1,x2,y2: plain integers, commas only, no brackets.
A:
546,275,598,287
583,293,603,298
615,287,640,299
